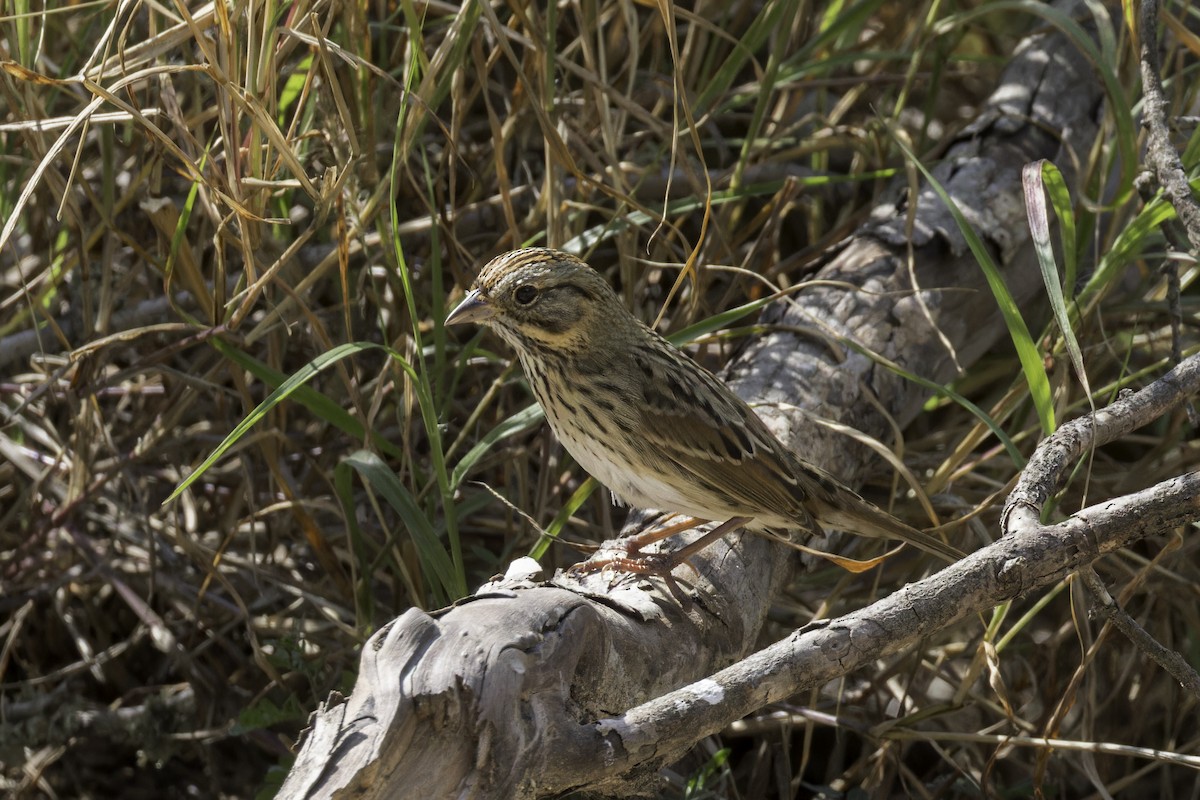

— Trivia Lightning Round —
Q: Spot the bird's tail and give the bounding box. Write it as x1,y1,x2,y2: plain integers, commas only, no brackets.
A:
814,489,963,564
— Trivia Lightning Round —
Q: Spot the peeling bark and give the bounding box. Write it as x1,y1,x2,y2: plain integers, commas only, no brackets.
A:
279,9,1128,799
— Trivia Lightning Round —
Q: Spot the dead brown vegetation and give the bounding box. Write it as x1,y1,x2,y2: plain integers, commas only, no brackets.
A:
2,1,1198,798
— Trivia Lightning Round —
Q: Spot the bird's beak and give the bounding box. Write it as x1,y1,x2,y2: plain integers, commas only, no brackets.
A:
445,289,495,326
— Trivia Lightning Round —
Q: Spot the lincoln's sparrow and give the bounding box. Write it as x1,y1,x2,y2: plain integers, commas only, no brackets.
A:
447,248,960,574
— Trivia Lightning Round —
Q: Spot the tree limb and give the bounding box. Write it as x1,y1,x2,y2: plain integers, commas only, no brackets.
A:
279,8,1134,799
1138,0,1200,250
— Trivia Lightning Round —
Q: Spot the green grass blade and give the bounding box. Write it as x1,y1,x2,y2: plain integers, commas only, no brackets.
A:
1079,197,1174,311
528,477,598,561
338,449,464,603
212,338,404,460
667,294,780,346
1023,160,1090,404
450,403,545,491
333,460,375,627
891,128,1055,435
388,144,463,598
840,337,1027,468
165,341,382,504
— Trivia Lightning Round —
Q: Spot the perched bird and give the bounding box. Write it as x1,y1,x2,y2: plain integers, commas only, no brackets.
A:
446,248,960,575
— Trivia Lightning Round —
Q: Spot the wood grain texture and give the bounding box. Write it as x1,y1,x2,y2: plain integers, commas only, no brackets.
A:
280,11,1109,799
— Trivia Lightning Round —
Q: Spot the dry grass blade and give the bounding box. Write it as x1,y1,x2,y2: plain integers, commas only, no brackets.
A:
1,1,1197,798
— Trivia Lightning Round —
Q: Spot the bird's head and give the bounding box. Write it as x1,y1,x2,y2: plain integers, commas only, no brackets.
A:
446,248,627,355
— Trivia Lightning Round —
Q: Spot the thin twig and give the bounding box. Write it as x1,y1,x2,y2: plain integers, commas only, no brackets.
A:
1078,567,1200,697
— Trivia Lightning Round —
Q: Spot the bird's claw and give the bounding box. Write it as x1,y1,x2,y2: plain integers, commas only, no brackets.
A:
568,547,695,578
566,546,702,603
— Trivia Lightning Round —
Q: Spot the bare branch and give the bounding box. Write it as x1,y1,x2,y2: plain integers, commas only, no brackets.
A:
551,359,1200,788
1138,0,1200,249
1078,567,1200,697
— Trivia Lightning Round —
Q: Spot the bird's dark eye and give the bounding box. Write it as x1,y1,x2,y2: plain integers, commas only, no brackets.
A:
514,285,538,305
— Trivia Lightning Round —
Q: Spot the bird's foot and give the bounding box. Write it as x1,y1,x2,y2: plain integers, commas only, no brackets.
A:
566,516,704,580
567,545,696,601
566,516,752,590
568,547,695,579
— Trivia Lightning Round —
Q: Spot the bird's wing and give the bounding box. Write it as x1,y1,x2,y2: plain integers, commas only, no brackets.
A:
633,343,961,562
632,343,833,526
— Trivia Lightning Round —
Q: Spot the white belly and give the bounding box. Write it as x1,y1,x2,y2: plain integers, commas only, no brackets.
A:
557,427,733,521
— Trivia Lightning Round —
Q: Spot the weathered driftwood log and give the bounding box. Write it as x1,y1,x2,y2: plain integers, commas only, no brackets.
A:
281,10,1113,800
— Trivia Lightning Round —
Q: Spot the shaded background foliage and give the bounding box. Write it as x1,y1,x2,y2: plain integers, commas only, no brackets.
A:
1,0,1197,797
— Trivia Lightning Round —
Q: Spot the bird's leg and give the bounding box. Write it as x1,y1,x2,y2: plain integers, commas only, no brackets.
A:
567,515,704,576
569,516,752,578
650,516,752,568
611,514,707,551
